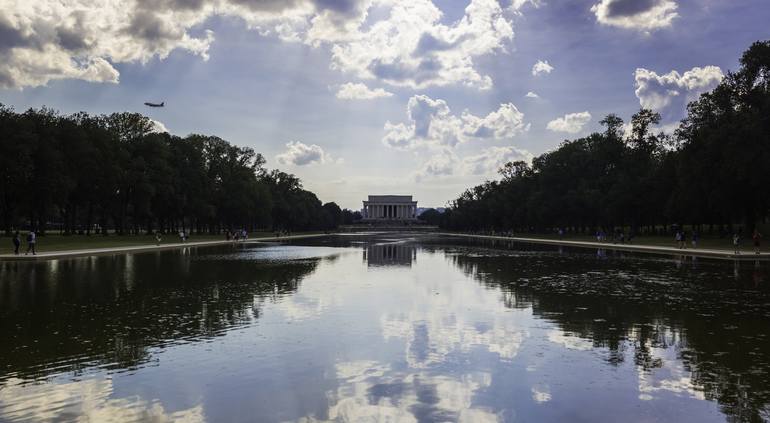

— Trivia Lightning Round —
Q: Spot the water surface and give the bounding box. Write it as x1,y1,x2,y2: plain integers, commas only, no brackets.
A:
1,234,769,422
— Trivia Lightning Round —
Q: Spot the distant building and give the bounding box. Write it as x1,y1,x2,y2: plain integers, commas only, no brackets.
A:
362,195,418,221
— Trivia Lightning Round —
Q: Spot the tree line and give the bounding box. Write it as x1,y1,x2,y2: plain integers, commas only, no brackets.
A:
440,40,770,236
0,108,357,235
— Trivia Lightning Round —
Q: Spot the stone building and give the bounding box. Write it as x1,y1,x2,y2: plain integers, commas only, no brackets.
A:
362,195,418,221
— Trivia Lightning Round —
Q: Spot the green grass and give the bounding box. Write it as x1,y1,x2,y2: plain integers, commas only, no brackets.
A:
0,232,267,255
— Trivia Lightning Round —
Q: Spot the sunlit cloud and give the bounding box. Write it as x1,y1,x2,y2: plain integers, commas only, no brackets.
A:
531,60,553,76
546,111,592,134
634,65,723,120
275,141,339,166
0,0,517,90
383,95,528,150
335,82,393,100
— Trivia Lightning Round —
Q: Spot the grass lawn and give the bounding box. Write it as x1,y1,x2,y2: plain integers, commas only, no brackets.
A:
0,232,257,255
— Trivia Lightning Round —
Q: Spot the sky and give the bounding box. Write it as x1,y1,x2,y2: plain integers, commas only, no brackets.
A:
0,0,768,210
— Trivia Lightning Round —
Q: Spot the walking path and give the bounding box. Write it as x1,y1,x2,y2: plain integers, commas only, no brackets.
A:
439,233,770,261
0,234,328,261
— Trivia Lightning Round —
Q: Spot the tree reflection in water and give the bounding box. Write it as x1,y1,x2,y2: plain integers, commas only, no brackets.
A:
0,248,320,381
445,236,770,422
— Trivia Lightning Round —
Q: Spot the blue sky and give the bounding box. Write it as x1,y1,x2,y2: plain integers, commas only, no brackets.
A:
1,0,768,209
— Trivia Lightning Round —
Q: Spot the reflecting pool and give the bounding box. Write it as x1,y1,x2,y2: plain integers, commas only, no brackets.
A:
1,233,769,422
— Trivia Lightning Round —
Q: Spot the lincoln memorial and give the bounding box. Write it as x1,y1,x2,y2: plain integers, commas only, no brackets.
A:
362,195,418,221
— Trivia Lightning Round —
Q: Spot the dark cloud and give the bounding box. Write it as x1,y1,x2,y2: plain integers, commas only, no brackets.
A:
227,0,305,13
370,57,445,87
127,10,179,42
314,0,361,15
56,27,88,51
605,0,660,17
0,15,32,52
414,32,472,56
414,33,454,55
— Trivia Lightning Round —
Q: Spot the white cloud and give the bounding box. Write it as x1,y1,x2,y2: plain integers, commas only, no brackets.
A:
0,0,515,90
149,119,169,133
510,0,542,12
415,148,460,180
531,60,553,76
525,91,539,98
0,0,216,89
462,146,532,176
335,82,393,100
329,0,514,90
415,145,532,180
275,141,336,166
546,111,592,134
591,0,678,31
383,95,527,150
634,66,724,119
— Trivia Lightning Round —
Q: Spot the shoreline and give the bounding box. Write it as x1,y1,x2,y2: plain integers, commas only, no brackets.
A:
437,232,770,261
0,233,328,261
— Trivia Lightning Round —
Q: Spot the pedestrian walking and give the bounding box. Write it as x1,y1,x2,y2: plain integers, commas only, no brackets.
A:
25,230,36,255
733,232,741,255
692,231,699,249
155,231,162,246
675,231,683,249
753,229,763,255
12,231,21,255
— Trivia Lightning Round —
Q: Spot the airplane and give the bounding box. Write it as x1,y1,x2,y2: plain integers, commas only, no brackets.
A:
144,101,164,107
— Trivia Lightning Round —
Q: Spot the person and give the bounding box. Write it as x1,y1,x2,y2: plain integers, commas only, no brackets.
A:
681,231,687,249
619,231,625,244
155,231,162,246
733,232,741,255
692,230,699,249
753,229,762,255
675,230,682,249
12,231,21,255
241,229,247,241
25,230,36,255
